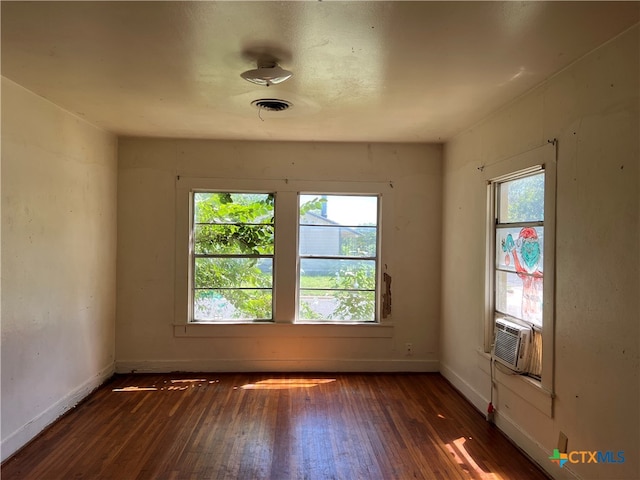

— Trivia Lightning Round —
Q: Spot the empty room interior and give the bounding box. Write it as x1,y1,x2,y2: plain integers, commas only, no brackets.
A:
1,1,639,479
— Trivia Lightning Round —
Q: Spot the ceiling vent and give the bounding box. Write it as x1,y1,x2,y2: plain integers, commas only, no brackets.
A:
251,98,292,112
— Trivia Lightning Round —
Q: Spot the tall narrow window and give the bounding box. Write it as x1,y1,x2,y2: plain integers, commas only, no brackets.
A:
495,172,545,327
192,192,275,321
492,171,545,378
298,194,379,322
483,142,556,399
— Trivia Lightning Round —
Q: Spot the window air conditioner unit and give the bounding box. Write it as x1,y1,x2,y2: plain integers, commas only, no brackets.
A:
493,318,531,372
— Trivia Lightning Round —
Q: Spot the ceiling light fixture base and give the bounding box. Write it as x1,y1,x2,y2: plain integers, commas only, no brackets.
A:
241,60,293,87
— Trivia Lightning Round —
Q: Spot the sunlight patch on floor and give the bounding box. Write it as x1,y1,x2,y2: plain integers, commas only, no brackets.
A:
240,378,336,390
446,436,502,480
112,386,158,392
113,379,222,392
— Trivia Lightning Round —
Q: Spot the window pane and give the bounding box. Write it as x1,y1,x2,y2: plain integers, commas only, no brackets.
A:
194,258,273,288
497,173,544,223
495,270,543,327
496,226,544,274
299,225,377,257
194,192,274,224
194,289,272,321
300,259,375,290
299,290,375,322
194,224,274,255
191,191,274,322
298,194,378,323
300,195,378,227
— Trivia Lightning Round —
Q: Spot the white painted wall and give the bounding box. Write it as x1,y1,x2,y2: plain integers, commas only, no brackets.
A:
1,78,118,461
116,140,442,373
441,26,639,480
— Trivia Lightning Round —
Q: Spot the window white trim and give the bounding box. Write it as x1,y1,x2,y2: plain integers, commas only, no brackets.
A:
173,322,394,338
476,348,553,417
483,142,557,398
175,176,394,327
298,193,380,323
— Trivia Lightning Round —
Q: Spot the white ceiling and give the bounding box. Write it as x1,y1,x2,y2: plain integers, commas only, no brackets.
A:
2,1,638,143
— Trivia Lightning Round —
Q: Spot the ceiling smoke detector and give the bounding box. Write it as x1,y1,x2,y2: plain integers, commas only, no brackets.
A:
251,98,293,112
241,60,293,87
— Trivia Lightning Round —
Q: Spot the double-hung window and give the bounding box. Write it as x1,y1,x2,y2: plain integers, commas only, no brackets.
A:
192,192,275,321
298,194,379,322
492,171,545,377
177,180,388,326
485,142,556,391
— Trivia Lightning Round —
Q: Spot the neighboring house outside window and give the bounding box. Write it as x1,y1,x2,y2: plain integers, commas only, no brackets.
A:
298,194,379,322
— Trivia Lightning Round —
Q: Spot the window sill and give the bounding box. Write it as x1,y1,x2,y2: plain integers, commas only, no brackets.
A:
476,348,554,418
174,322,394,338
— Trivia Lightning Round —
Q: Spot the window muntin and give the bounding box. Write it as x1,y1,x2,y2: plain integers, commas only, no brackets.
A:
192,192,274,321
298,194,379,322
494,172,545,328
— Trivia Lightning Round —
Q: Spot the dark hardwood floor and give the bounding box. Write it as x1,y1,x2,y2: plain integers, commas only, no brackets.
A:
2,373,549,479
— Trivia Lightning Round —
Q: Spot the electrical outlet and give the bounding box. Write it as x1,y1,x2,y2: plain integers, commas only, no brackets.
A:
558,432,568,453
405,343,413,356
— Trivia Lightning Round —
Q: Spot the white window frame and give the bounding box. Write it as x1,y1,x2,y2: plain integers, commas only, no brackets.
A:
483,142,556,401
174,176,393,329
297,193,381,323
191,191,276,322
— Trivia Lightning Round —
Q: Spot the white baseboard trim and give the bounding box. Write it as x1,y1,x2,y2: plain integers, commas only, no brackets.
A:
116,358,439,374
1,362,115,463
439,362,489,413
495,411,580,480
440,362,579,480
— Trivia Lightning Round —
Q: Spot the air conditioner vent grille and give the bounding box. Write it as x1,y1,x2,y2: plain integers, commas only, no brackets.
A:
251,98,292,112
493,318,531,372
494,328,519,365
